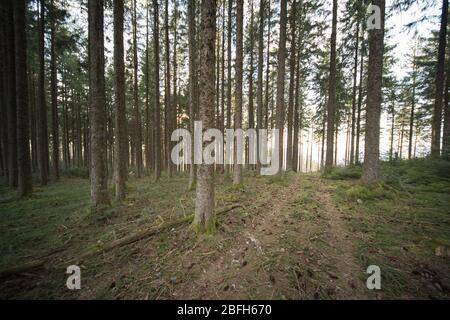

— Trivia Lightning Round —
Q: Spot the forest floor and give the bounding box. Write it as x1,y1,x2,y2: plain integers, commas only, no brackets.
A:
0,159,450,300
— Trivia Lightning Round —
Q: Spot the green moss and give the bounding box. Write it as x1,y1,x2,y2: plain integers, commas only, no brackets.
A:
322,165,362,180
344,182,392,200
190,216,217,235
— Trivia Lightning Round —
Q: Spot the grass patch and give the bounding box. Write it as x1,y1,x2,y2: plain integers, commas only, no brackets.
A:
323,165,362,180
333,159,450,299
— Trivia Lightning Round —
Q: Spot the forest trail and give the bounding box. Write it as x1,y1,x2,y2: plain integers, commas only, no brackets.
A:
171,174,370,299
2,161,450,300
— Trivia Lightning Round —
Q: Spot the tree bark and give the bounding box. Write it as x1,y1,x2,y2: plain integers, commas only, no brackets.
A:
188,0,197,190
442,41,450,159
154,0,162,181
233,0,243,185
431,0,448,157
37,0,48,186
132,0,142,178
362,0,385,184
193,0,216,234
264,0,271,130
5,0,18,188
88,0,110,206
256,0,265,173
325,0,337,172
225,0,232,175
275,0,287,175
14,0,33,197
50,0,59,180
286,0,298,171
164,0,172,177
355,24,365,164
113,0,127,201
350,22,360,165
408,48,417,160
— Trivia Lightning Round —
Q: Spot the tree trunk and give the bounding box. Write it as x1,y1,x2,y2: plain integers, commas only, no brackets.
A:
50,0,59,180
37,0,48,186
113,0,127,201
355,24,365,164
325,0,337,172
145,0,152,171
5,0,18,188
275,0,287,175
88,0,110,206
350,22,360,165
14,0,33,197
286,0,297,171
0,11,7,178
389,95,395,162
193,0,216,234
408,48,417,160
264,0,271,130
132,0,142,178
362,0,385,184
248,1,255,132
233,0,243,185
431,0,448,157
164,0,172,177
442,42,450,159
173,1,178,174
188,0,197,189
154,0,161,181
256,0,265,173
225,0,232,175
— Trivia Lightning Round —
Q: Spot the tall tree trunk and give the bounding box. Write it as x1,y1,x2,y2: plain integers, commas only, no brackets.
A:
188,0,197,189
399,121,404,159
193,0,216,234
225,0,232,175
431,0,448,157
145,0,152,171
389,96,395,162
14,0,33,197
362,0,385,184
0,12,7,178
132,0,142,178
286,0,297,171
37,0,48,186
293,51,302,172
443,43,450,159
256,0,265,173
173,0,178,174
153,0,162,181
355,25,365,164
233,0,243,184
325,0,337,172
164,0,172,177
248,0,255,132
275,0,287,175
113,0,127,201
264,0,271,129
5,0,18,188
220,1,226,174
350,22,360,165
88,0,110,206
408,48,417,160
50,0,59,180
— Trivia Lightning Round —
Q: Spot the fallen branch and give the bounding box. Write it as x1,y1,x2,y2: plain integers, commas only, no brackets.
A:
0,204,243,279
76,204,242,261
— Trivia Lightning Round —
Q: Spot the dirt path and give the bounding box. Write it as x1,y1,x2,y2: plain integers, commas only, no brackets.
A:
170,174,370,299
